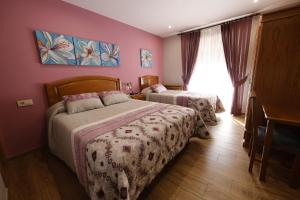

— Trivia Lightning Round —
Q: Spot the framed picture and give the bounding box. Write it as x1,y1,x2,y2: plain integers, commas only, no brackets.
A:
140,49,152,68
34,30,122,67
73,37,101,66
35,30,76,65
99,42,120,67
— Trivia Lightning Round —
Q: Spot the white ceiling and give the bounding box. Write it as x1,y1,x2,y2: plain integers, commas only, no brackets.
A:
63,0,300,37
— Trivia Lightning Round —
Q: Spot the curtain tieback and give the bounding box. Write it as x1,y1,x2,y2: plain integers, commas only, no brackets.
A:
234,75,248,87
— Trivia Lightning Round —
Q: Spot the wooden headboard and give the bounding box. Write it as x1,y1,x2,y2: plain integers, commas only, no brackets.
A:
139,75,159,90
45,76,121,106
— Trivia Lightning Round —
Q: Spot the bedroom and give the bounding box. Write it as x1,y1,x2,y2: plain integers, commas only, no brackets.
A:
0,0,300,199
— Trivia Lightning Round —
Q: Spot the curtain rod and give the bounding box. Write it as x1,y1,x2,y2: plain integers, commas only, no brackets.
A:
177,12,259,35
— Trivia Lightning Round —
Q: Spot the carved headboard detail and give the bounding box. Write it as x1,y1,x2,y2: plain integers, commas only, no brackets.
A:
139,75,159,90
45,76,121,106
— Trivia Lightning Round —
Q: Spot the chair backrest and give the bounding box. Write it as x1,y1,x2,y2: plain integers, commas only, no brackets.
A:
250,93,258,139
249,91,266,138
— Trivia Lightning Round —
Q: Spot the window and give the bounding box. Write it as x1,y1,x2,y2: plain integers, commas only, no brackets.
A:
188,26,233,111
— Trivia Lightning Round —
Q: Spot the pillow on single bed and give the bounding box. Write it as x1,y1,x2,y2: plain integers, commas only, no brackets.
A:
98,90,129,106
141,86,153,95
63,92,104,114
151,83,167,93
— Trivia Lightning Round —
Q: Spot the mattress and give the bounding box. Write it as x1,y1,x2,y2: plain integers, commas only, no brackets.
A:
146,90,225,125
47,99,205,199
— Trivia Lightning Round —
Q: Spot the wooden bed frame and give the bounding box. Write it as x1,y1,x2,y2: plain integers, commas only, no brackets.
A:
139,75,184,91
45,76,121,106
139,75,159,90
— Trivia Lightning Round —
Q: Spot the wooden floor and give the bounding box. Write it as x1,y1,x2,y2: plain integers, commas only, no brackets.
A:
1,114,300,200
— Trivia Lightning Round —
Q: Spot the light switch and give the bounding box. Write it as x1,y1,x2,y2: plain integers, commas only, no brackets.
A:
17,99,34,107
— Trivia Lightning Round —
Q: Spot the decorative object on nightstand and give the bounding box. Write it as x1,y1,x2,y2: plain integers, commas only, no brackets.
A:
164,84,184,90
122,82,133,95
130,93,145,100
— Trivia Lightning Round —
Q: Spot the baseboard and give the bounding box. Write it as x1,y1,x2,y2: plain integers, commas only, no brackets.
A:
4,143,46,160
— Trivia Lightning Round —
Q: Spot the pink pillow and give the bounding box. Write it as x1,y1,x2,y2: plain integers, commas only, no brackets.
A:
151,83,167,93
63,92,99,102
63,92,104,114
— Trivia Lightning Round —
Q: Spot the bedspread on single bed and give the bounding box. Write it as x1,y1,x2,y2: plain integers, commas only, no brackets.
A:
47,100,207,200
146,90,225,125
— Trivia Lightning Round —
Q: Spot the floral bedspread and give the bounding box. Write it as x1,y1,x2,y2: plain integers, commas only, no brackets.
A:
177,96,219,125
147,90,225,126
73,103,206,200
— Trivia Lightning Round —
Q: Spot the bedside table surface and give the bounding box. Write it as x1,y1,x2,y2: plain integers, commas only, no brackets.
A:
130,93,145,100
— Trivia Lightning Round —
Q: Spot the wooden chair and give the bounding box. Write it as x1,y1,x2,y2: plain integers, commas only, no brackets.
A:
248,93,300,188
247,93,262,167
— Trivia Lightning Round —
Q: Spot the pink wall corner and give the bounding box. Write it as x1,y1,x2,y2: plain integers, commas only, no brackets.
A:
0,0,163,158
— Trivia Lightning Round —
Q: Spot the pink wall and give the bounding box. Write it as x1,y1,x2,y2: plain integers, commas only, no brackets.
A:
0,0,163,158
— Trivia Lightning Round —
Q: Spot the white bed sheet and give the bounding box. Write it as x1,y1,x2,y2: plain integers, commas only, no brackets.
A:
47,100,154,171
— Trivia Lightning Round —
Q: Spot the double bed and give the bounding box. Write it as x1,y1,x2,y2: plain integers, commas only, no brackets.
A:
45,76,206,200
139,75,225,126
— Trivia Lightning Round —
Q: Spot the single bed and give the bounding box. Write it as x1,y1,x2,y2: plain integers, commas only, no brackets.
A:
139,75,225,125
45,76,206,200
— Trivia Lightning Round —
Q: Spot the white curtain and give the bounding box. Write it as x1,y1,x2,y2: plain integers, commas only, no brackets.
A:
188,26,233,111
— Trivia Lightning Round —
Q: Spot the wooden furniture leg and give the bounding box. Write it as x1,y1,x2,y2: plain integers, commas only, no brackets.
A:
259,120,274,181
248,134,256,173
244,110,252,148
248,134,253,157
289,153,300,188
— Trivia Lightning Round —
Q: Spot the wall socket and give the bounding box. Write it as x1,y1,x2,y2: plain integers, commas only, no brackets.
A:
16,99,34,107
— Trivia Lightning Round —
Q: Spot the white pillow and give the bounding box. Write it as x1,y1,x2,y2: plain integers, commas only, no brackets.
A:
141,87,153,95
63,93,104,114
151,83,167,93
99,91,129,106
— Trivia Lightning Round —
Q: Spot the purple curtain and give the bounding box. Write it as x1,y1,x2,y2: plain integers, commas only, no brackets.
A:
181,31,201,90
221,17,252,115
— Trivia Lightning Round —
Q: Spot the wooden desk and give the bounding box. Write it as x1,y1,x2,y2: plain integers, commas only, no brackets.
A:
260,104,300,185
263,105,300,125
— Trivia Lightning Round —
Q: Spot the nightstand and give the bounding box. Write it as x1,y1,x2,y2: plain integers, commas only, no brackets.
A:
164,84,184,90
130,93,145,100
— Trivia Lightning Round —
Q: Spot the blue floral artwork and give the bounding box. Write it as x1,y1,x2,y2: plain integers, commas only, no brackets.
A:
140,49,152,68
73,37,101,66
35,30,76,65
99,42,120,67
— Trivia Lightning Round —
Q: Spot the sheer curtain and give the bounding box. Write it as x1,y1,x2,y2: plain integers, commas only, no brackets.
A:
188,26,233,111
